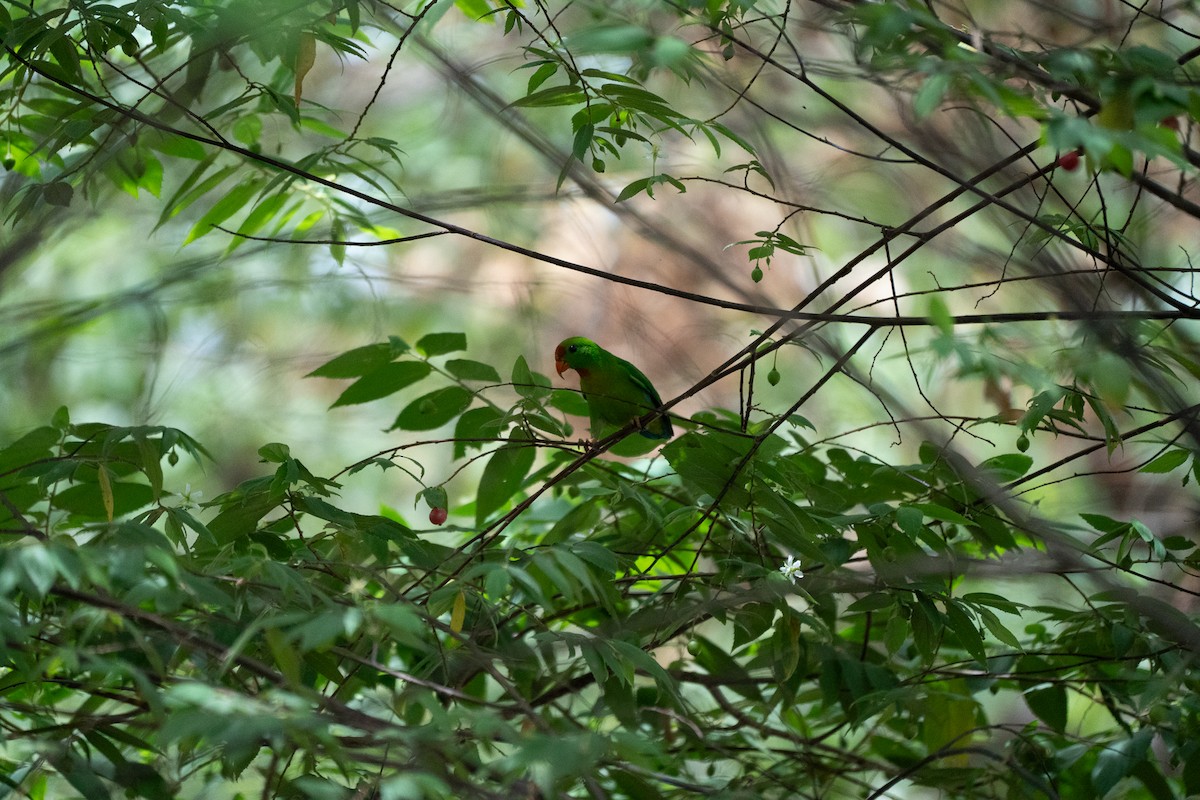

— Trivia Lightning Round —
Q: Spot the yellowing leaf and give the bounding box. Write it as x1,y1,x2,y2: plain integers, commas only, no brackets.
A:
922,680,976,767
1096,87,1135,131
450,590,466,633
97,464,114,522
294,32,317,106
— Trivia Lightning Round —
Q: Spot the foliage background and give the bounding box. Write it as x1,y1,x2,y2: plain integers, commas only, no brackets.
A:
3,0,1200,798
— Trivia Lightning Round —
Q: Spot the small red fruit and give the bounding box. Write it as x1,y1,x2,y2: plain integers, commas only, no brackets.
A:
1056,150,1080,172
429,507,448,526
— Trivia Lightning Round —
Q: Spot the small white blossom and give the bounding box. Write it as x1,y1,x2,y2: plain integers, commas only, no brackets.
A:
779,554,804,584
165,483,204,509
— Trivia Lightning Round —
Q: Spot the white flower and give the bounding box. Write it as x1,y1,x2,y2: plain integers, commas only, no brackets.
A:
165,483,204,509
779,554,804,584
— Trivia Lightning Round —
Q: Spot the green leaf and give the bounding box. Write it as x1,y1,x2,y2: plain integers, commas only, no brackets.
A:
1103,142,1135,176
769,615,802,682
293,608,348,652
475,431,536,526
1140,448,1190,474
530,549,579,604
662,432,753,509
574,102,614,126
894,504,924,534
453,406,506,458
570,24,654,55
914,71,952,118
1081,511,1124,533
422,485,449,511
512,355,550,399
52,481,154,519
306,343,395,378
53,748,113,800
0,425,59,474
232,115,263,146
390,386,474,431
331,361,433,407
945,600,986,664
185,180,262,243
910,594,943,664
231,192,288,247
549,388,590,417
846,593,896,613
543,500,601,546
1021,386,1067,433
1185,745,1200,796
455,0,493,20
145,129,208,160
609,769,660,800
754,489,828,561
446,359,502,383
265,627,302,686
166,506,216,545
1083,393,1123,452
156,160,231,229
615,177,650,202
5,542,62,598
526,61,558,94
732,602,776,647
690,636,762,701
43,180,73,207
1023,682,1067,733
207,477,280,544
1130,758,1176,800
921,681,976,767
609,639,673,689
927,296,954,335
511,85,587,108
1092,728,1153,797
133,431,164,501
979,453,1033,481
416,331,467,356
976,606,1022,649
258,443,291,462
294,496,357,528
1086,351,1132,407
571,122,594,162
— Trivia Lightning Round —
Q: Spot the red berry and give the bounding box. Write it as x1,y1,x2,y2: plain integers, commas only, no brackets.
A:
1057,150,1080,172
429,507,448,525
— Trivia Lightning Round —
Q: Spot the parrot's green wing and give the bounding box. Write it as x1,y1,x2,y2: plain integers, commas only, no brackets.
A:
612,356,672,439
582,354,672,440
555,336,673,441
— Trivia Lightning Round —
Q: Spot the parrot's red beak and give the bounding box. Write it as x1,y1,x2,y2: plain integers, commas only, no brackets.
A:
554,344,570,377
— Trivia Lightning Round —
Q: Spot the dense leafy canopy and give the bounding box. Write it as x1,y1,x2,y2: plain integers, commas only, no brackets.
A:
3,1,1200,799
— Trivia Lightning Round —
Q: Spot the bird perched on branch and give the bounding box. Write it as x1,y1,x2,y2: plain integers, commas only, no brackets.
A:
554,336,673,440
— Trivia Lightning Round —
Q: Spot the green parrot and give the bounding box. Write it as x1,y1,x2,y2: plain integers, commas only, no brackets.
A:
554,336,673,440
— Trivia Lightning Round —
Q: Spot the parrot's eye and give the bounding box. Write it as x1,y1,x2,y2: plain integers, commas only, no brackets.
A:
568,345,577,353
